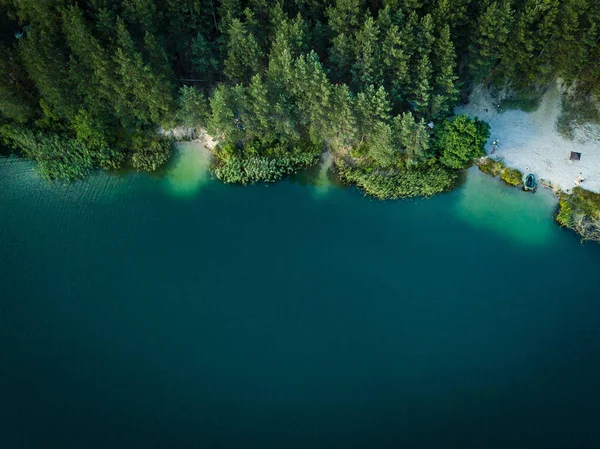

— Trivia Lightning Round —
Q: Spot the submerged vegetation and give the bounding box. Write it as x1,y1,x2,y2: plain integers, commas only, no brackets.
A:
557,188,600,243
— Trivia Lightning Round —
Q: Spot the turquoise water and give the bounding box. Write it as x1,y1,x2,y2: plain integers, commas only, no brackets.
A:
1,154,600,449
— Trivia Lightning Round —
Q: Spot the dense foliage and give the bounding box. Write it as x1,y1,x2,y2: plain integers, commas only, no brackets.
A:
478,158,524,187
0,0,599,187
434,114,490,169
500,167,523,186
335,157,457,199
557,187,600,242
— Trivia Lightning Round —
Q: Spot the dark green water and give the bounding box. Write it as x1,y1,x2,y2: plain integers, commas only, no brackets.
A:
1,152,600,449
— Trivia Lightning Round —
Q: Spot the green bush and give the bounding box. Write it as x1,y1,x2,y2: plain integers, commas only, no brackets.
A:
478,158,504,176
500,168,523,186
335,158,457,199
435,115,490,169
131,139,173,172
0,124,120,181
556,188,600,242
213,140,321,184
556,197,574,227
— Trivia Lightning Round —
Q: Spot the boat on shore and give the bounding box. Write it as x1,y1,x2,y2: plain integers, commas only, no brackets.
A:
524,173,537,191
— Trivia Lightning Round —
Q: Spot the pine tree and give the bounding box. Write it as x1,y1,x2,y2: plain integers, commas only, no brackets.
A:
207,84,242,143
176,86,209,128
327,84,357,148
380,13,411,107
430,24,458,119
122,0,157,37
393,112,429,164
191,33,220,79
355,85,391,142
19,22,78,123
223,19,263,83
113,19,175,128
351,16,383,89
367,122,397,167
409,54,432,117
327,0,365,82
326,0,364,35
500,0,560,86
244,74,273,143
468,0,513,83
0,45,38,123
290,52,336,145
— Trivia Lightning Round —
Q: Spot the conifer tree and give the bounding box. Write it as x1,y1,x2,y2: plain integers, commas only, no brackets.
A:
468,0,513,83
351,16,383,89
355,85,391,142
431,24,458,119
223,19,263,83
409,54,433,117
393,112,429,164
0,45,38,122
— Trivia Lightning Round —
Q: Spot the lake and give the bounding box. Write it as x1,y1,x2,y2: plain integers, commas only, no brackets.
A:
1,149,599,449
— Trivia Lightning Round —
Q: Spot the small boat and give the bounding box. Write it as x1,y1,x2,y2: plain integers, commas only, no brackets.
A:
524,173,536,191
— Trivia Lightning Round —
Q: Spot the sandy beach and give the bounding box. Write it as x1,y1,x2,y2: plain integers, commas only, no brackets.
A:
456,83,600,194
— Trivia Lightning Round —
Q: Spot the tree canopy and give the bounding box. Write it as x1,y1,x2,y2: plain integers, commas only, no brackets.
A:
0,0,598,190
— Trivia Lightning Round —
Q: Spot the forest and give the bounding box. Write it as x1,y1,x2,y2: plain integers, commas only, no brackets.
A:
1,0,599,198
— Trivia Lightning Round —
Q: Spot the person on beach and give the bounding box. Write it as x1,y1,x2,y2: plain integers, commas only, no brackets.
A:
491,140,498,154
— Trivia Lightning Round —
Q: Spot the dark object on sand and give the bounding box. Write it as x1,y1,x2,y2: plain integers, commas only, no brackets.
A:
524,174,537,191
570,151,581,161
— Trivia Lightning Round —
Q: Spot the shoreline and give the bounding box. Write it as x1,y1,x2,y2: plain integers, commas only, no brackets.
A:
455,82,600,195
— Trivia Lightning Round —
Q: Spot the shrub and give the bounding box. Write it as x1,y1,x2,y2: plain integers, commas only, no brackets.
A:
435,115,490,169
500,168,523,186
0,124,120,181
131,139,173,172
478,158,504,176
213,139,321,184
335,158,457,199
557,188,600,242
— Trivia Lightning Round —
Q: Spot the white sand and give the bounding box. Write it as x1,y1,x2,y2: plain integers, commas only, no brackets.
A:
455,82,600,193
160,127,218,150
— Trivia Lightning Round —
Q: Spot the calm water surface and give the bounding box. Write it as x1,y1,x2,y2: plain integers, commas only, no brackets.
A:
1,153,599,449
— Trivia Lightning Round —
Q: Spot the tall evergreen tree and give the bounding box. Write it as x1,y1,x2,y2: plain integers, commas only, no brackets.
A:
351,16,383,89
430,24,458,119
468,0,513,83
223,18,263,83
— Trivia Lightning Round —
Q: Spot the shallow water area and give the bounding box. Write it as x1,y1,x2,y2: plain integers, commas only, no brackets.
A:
163,141,212,197
455,168,559,246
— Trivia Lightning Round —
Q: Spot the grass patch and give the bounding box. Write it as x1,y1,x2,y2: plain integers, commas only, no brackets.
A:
500,167,523,186
556,187,600,242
